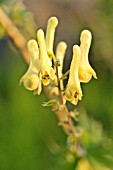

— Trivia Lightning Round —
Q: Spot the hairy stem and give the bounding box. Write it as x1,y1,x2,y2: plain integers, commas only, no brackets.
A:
54,61,78,137
55,61,64,105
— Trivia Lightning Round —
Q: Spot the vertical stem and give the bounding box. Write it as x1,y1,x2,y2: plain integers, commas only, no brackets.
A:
55,60,78,137
55,63,64,104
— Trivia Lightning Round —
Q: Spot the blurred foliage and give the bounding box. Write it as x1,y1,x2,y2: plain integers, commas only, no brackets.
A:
0,0,36,40
0,0,113,170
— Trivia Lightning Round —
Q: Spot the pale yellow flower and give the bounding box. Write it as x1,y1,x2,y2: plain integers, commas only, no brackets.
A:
45,17,58,58
79,30,97,83
56,41,67,94
65,30,97,105
20,39,42,95
65,45,82,105
37,29,56,86
56,41,67,80
50,41,67,96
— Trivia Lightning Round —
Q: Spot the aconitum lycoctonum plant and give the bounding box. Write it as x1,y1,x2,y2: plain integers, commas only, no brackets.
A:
20,16,97,168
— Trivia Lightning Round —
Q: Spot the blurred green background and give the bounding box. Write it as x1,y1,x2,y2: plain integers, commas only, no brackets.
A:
0,0,113,169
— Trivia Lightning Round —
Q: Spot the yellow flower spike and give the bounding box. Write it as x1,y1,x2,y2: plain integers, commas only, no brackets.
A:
65,45,82,105
79,30,97,83
45,17,58,58
20,39,42,95
37,29,56,86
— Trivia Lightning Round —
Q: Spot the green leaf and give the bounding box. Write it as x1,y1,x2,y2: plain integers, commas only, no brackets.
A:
42,99,60,107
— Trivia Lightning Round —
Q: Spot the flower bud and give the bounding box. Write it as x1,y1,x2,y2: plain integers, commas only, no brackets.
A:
45,17,58,55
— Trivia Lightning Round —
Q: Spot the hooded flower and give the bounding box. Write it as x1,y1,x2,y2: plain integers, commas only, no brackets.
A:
37,29,56,86
20,16,97,106
56,41,67,90
79,30,97,83
20,39,42,95
65,45,83,105
56,41,67,80
50,41,67,96
45,17,58,59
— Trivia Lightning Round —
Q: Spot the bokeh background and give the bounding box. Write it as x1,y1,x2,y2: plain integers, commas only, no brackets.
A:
0,0,113,169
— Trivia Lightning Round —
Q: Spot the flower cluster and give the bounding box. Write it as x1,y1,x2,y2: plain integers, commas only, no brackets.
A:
20,16,97,105
65,30,97,105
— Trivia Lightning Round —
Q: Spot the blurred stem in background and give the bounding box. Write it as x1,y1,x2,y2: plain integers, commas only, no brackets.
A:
0,7,29,63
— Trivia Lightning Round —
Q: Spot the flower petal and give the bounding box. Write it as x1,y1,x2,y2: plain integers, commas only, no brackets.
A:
45,17,58,57
20,39,42,93
37,29,56,85
79,30,97,83
56,41,67,91
65,45,82,105
56,41,67,78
